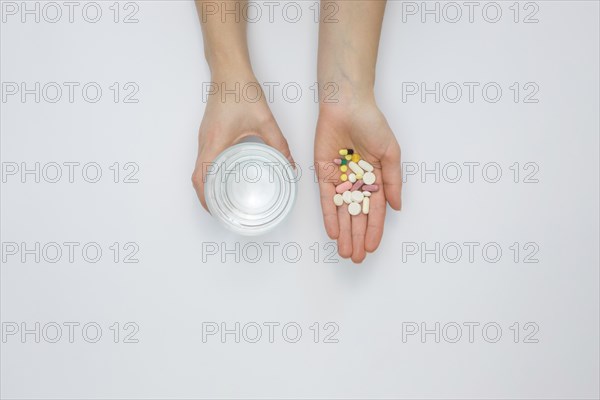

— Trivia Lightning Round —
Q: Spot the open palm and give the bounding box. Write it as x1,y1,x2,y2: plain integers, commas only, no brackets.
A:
314,101,402,263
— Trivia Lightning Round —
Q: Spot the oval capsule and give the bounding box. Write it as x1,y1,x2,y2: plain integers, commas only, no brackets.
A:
362,197,370,214
348,161,364,176
351,180,364,191
336,181,352,193
362,184,378,192
358,159,374,172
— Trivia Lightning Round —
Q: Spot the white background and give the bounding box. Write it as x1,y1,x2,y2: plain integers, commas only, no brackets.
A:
1,0,599,398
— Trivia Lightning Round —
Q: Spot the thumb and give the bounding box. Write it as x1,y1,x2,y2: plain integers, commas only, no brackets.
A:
192,149,221,212
381,142,402,211
260,119,295,166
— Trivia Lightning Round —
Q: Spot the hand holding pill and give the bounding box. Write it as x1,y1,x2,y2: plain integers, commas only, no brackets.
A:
314,102,402,263
312,0,401,263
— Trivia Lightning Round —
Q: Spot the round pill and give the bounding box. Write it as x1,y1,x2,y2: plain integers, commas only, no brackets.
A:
340,174,348,182
351,191,364,203
342,191,352,204
339,149,348,156
348,202,361,216
348,173,357,183
340,165,348,172
333,194,344,206
358,159,374,172
362,197,370,214
356,174,363,180
363,171,376,185
347,149,354,155
345,155,352,161
352,154,360,163
362,191,371,197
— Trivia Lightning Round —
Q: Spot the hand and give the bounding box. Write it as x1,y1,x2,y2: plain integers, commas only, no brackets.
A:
314,99,402,263
192,73,293,211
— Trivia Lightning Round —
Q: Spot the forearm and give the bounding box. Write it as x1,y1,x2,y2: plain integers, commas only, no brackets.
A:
195,0,253,78
317,0,386,99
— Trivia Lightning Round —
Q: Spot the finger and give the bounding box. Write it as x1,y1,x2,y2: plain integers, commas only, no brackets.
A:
316,161,340,239
260,119,295,165
365,189,386,253
337,204,353,258
381,142,402,211
192,161,209,212
192,148,220,212
351,211,367,263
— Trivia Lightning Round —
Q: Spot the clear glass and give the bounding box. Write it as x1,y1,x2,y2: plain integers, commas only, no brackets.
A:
204,139,297,235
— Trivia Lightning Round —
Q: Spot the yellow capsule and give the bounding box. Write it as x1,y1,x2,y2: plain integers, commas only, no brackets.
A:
339,149,348,156
340,174,348,182
352,154,360,163
340,165,348,172
356,174,363,180
345,155,352,161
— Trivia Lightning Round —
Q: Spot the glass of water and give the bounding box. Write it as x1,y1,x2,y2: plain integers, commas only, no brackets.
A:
204,138,297,235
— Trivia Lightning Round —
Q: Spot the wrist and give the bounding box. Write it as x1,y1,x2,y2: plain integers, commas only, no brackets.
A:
318,77,376,111
209,64,256,84
318,61,376,107
205,49,253,80
204,68,264,105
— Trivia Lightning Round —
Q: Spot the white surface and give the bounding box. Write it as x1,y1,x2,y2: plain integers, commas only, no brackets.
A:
1,1,599,398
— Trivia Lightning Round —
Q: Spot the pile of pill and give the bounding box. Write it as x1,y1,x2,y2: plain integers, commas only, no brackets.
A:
332,148,378,216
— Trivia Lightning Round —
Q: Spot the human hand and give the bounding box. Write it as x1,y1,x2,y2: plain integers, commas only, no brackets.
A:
192,72,293,211
314,99,402,263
